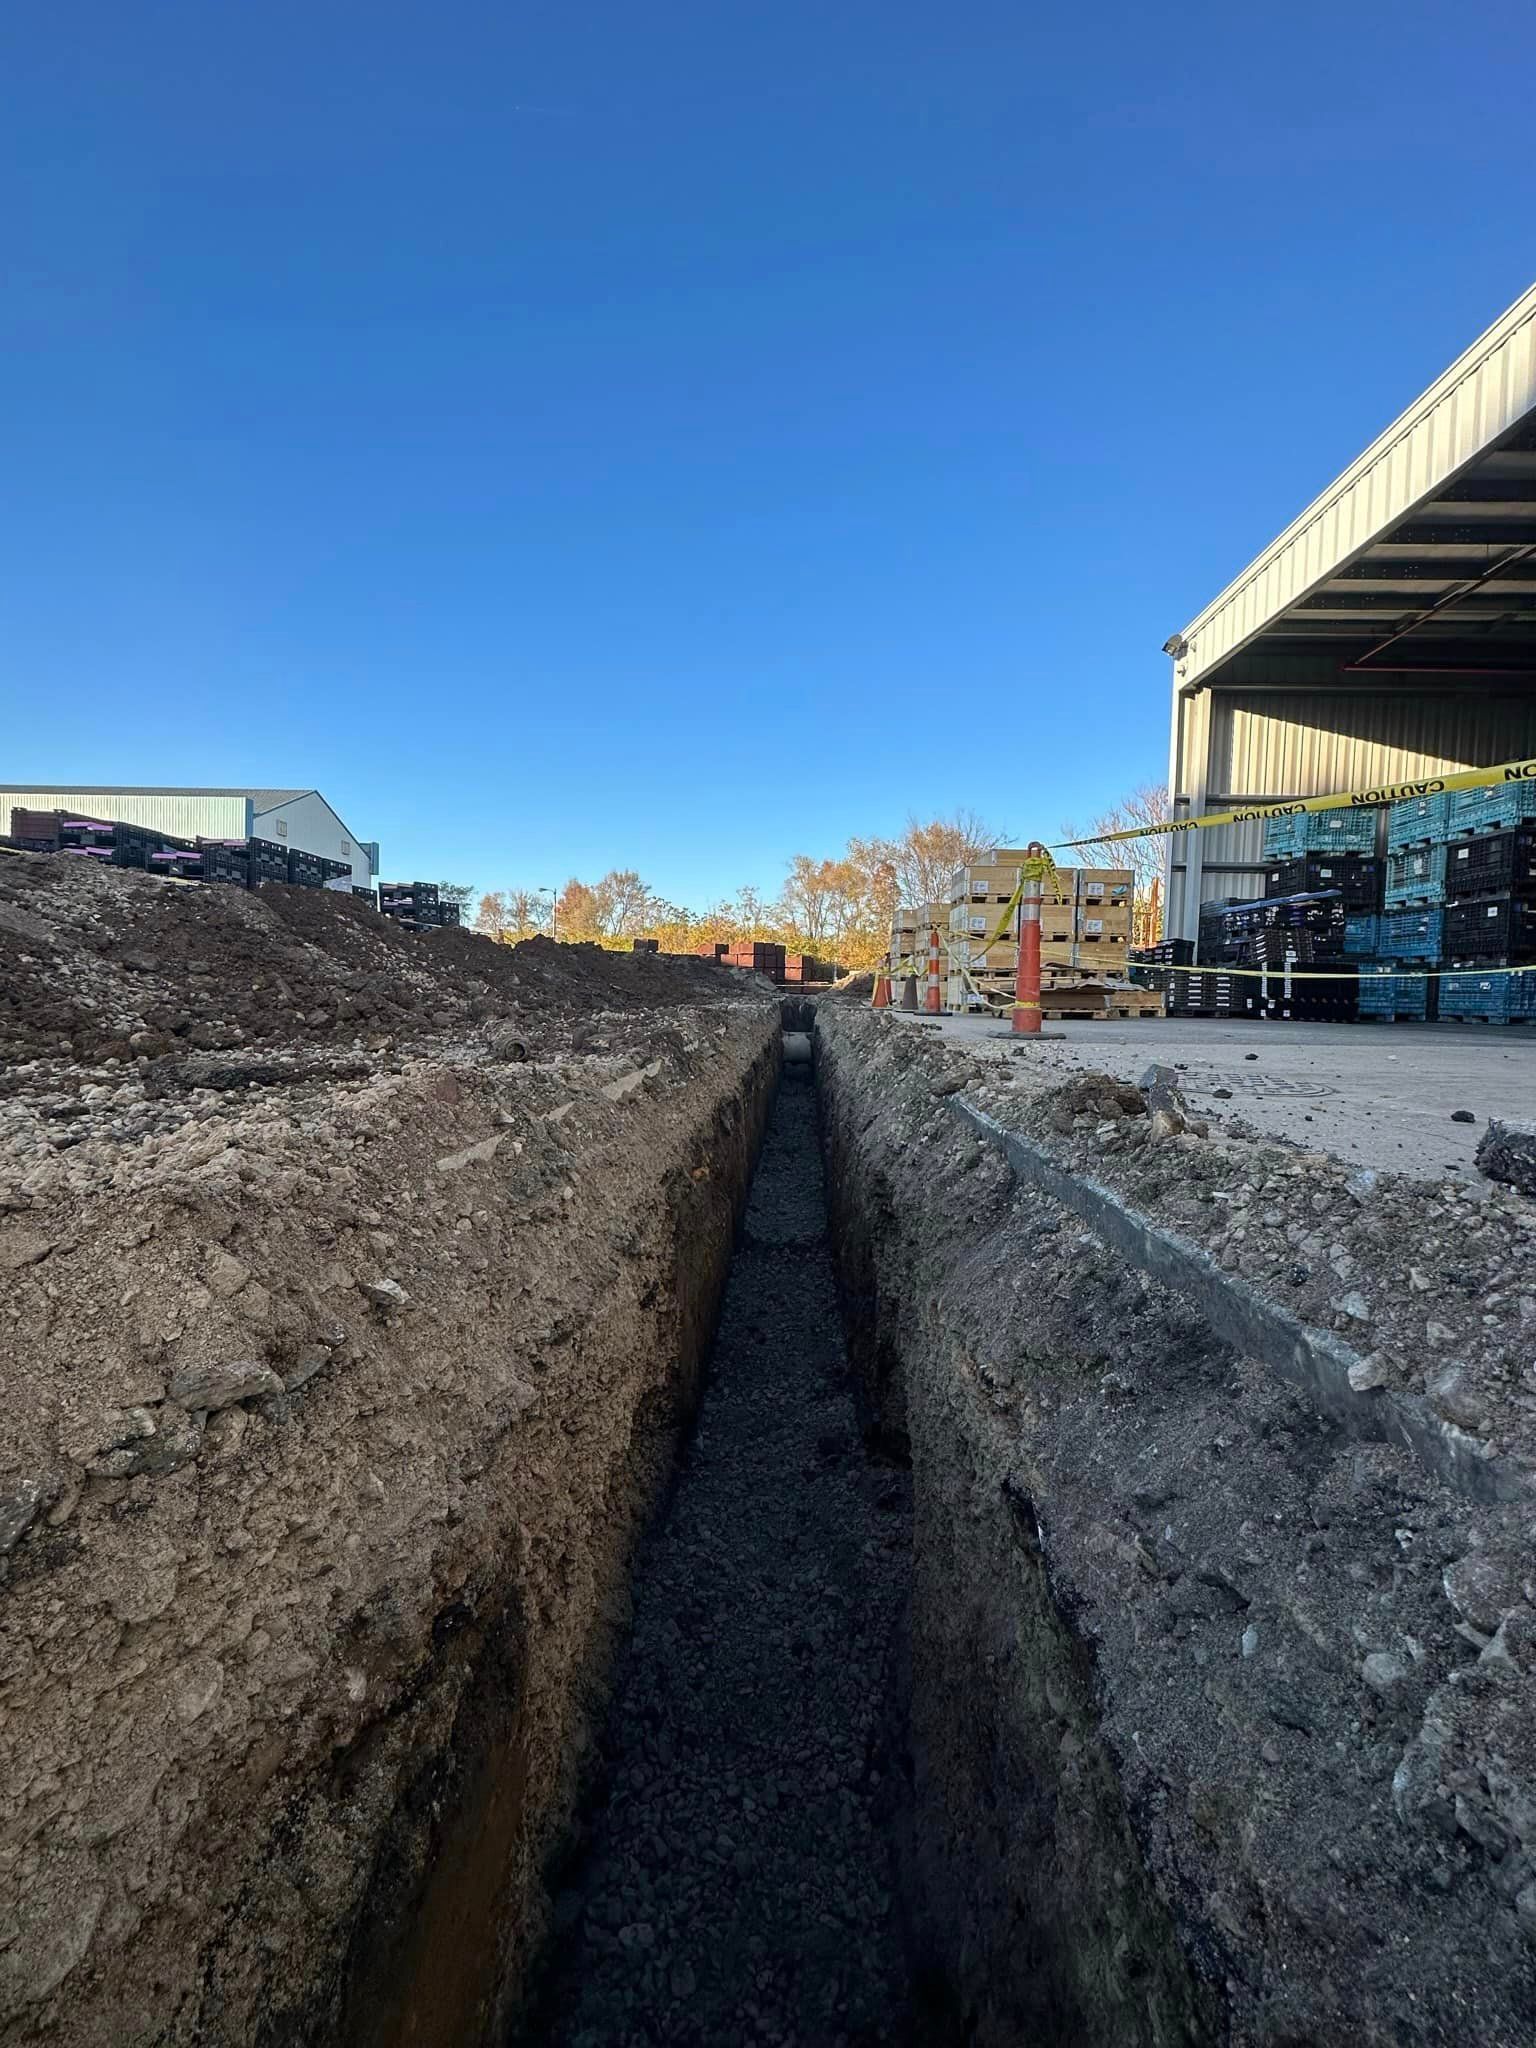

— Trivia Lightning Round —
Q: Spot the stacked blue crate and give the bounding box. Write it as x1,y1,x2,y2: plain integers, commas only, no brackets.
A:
1439,968,1536,1021
1261,807,1379,859
1447,781,1536,835
1261,813,1307,859
1383,843,1446,907
1343,911,1380,956
1386,792,1449,849
1358,965,1433,1021
1378,907,1443,959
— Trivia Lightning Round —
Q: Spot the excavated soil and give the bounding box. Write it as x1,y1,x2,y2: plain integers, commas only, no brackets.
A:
818,1003,1536,2048
0,857,782,2047
11,851,1535,2048
525,1062,921,2048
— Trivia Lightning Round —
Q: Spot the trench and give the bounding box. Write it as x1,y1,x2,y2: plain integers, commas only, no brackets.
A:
339,1013,1224,2048
518,1037,939,2047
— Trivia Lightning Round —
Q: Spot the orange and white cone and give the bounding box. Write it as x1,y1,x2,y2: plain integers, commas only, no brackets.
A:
924,926,942,1013
1012,843,1046,1035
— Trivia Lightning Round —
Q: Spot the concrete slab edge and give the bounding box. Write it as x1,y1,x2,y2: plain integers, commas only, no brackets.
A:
953,1098,1534,1507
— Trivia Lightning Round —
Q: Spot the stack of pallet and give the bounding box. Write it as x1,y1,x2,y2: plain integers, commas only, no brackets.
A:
722,940,787,979
945,852,1157,1016
782,953,842,985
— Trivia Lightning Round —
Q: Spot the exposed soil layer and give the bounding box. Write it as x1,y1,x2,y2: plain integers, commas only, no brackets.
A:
818,1002,1536,2048
525,1062,922,2048
0,862,781,2046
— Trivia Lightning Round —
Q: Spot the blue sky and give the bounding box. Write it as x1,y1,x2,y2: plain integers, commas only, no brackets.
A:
5,1,1535,905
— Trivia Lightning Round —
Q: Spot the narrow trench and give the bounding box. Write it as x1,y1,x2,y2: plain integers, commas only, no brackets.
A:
519,1040,932,2048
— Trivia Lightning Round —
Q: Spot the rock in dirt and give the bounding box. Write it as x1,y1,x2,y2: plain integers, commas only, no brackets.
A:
360,1277,411,1309
1442,1549,1528,1634
167,1360,284,1413
1476,1118,1536,1195
1450,1108,1477,1124
1424,1362,1482,1430
0,1479,47,1555
0,1229,54,1273
1139,1063,1188,1120
436,1134,502,1173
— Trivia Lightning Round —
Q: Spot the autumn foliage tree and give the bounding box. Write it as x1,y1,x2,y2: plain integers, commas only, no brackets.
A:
1058,781,1171,937
471,811,1012,971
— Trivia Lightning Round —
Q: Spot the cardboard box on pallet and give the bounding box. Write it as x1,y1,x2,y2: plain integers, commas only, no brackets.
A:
949,864,1020,907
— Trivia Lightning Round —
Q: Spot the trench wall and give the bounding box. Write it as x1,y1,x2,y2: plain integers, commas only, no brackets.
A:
816,1004,1536,2048
0,1011,780,2048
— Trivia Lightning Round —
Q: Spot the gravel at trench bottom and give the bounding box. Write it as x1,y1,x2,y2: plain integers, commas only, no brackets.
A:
526,1060,919,2048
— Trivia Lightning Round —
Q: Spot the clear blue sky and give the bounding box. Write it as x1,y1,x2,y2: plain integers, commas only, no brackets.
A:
5,2,1535,904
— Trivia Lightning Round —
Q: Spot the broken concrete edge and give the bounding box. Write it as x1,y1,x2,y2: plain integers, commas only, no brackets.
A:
952,1097,1536,1509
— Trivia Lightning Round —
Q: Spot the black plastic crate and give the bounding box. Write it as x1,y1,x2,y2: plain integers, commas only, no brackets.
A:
1164,969,1215,1015
110,822,157,869
245,837,290,886
1442,826,1536,903
1165,967,1252,1015
146,848,204,880
10,808,64,848
1263,855,1381,909
1128,943,1194,989
199,845,250,888
1444,895,1536,962
1218,891,1347,960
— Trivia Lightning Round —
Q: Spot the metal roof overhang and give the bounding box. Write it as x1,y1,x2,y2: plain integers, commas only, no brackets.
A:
1170,283,1536,701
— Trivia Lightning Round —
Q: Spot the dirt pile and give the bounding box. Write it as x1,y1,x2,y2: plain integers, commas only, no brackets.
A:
0,857,781,2046
817,1004,1536,2047
0,852,742,1075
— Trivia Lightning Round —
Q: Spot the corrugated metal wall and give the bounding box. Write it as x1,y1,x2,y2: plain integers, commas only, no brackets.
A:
0,790,250,840
1211,691,1536,799
1167,685,1536,937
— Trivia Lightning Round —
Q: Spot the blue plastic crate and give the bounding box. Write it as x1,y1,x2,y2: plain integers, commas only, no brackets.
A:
1438,968,1536,1021
1262,807,1380,859
1386,792,1450,850
1448,781,1536,834
1358,964,1433,1020
1343,912,1380,956
1378,907,1443,959
1383,843,1446,908
1261,813,1307,858
1302,807,1381,855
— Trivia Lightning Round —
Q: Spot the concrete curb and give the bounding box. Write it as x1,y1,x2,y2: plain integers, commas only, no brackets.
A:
954,1098,1535,1506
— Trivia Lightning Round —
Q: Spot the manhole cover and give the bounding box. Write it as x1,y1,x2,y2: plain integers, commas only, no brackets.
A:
1195,1070,1338,1100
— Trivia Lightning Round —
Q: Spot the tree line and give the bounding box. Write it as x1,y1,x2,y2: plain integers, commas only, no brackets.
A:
457,787,1170,968
467,810,1008,970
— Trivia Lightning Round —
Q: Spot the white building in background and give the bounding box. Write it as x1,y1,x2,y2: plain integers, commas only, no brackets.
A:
0,784,379,890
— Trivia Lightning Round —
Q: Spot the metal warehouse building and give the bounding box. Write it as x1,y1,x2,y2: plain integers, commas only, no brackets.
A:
1166,281,1536,943
0,785,378,890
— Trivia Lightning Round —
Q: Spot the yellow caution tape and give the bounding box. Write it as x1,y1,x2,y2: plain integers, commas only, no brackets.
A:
1056,755,1536,847
1164,961,1535,982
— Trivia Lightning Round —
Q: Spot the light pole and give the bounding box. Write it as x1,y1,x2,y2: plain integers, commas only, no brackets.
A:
539,887,557,940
